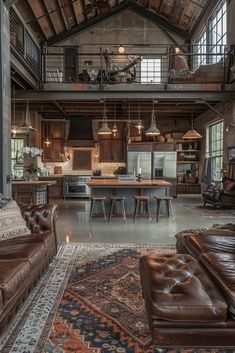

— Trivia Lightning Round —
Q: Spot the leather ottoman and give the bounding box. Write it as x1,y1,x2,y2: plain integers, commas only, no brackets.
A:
139,253,228,351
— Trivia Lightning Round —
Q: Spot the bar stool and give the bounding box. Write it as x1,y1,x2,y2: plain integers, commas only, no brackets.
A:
109,196,127,222
154,195,173,222
89,196,107,220
133,195,151,222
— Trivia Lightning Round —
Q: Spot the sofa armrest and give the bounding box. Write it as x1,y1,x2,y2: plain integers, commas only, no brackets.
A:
20,203,58,250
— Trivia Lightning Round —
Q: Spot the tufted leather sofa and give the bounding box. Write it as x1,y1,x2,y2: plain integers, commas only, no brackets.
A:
0,203,58,332
140,224,235,352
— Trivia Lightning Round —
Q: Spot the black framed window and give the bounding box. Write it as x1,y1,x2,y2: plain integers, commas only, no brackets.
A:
206,121,224,181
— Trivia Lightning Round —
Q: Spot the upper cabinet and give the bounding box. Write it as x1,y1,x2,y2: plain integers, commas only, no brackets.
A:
99,122,126,162
41,121,65,162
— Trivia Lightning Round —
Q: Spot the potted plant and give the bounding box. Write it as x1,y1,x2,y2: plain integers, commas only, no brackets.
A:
187,164,198,184
26,163,41,181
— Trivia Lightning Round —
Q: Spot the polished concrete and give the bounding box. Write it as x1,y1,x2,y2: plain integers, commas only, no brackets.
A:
55,195,235,244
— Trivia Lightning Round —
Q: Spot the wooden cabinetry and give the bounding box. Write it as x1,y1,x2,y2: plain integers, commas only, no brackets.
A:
39,176,63,198
176,140,201,194
42,121,65,162
99,123,125,162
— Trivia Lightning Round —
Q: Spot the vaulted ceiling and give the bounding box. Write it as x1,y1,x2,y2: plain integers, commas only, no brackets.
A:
15,0,212,44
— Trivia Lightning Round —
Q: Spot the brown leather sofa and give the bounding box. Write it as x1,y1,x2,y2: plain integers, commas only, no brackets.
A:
202,178,235,208
140,224,235,352
0,203,58,331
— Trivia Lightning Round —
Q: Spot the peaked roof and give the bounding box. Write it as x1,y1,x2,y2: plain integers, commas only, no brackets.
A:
15,0,212,44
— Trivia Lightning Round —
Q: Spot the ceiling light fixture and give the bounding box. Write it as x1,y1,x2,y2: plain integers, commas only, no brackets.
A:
183,108,202,140
112,101,118,136
17,100,37,134
118,45,125,54
98,100,112,135
146,99,160,136
44,122,51,147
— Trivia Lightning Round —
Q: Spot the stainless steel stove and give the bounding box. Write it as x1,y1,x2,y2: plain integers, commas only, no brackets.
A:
63,175,91,198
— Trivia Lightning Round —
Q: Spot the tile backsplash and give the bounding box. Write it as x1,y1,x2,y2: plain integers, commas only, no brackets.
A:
38,148,126,176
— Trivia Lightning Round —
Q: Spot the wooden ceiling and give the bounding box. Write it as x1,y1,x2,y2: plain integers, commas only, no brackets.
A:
15,99,220,121
15,0,211,44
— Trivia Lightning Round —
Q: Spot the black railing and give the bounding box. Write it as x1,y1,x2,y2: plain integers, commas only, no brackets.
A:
42,44,230,87
10,8,41,77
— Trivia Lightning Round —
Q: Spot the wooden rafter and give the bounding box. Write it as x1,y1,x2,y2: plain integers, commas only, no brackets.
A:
24,0,47,40
56,0,69,30
178,0,191,24
41,0,57,35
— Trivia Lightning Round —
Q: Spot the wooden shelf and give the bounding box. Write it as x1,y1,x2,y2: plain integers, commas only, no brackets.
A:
177,183,200,186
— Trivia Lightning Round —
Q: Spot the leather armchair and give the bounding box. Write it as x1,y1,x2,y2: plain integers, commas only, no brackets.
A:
202,179,235,208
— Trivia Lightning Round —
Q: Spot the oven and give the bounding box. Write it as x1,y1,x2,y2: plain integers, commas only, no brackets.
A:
64,176,91,198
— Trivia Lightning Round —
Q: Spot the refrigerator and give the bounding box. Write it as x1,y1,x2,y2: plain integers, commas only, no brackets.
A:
152,151,177,197
127,151,152,180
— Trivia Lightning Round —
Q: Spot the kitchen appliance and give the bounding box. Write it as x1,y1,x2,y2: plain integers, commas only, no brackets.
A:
63,175,91,198
152,151,177,197
127,151,152,179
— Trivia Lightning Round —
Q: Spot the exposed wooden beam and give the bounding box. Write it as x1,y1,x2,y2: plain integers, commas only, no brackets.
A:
53,101,71,118
178,0,190,24
56,0,69,30
189,0,217,38
41,0,58,35
25,0,48,40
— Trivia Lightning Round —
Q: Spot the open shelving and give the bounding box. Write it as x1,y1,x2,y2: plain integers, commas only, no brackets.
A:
176,140,201,194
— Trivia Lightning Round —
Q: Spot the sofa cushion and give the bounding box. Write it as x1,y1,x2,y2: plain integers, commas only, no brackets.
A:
0,200,30,241
0,193,11,209
0,260,30,306
199,252,235,319
223,179,235,192
139,253,228,322
0,242,47,269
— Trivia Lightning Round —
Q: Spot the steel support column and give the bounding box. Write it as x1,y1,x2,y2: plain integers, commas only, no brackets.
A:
0,0,11,196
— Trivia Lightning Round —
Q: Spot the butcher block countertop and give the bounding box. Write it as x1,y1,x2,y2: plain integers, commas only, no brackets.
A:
88,179,172,188
12,180,56,186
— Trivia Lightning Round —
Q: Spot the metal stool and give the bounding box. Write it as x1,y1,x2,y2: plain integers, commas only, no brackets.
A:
133,195,151,222
154,195,173,222
89,196,107,220
109,196,127,222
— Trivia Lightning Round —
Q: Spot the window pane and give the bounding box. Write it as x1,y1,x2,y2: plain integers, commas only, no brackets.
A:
206,121,224,181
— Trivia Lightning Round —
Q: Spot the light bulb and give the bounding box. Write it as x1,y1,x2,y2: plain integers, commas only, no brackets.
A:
118,45,125,54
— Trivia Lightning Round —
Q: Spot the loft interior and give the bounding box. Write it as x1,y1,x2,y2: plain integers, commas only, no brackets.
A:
0,0,235,351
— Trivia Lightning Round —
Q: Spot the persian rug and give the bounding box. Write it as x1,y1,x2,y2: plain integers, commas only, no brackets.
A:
0,243,234,353
183,204,235,218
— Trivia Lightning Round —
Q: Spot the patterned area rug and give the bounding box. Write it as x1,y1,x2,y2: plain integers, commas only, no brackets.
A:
0,243,234,353
183,204,235,218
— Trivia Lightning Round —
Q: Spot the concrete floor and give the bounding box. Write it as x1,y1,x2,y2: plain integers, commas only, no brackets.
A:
55,195,235,244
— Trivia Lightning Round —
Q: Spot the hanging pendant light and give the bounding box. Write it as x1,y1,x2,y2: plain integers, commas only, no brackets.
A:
146,99,160,136
183,109,202,140
136,101,143,134
112,101,118,136
11,85,19,137
18,100,37,134
98,100,112,135
44,122,51,147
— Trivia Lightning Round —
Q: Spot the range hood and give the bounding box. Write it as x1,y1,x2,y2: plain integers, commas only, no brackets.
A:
67,117,94,147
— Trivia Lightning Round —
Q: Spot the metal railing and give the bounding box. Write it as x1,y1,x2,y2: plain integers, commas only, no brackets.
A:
10,8,41,77
42,44,230,87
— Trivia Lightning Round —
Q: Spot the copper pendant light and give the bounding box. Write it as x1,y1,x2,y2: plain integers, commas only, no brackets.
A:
183,109,202,140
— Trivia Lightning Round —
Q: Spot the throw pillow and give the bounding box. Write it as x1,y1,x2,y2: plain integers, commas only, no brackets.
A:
0,193,11,209
0,200,30,240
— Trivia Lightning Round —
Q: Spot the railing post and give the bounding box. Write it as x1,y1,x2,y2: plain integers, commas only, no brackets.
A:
100,46,103,91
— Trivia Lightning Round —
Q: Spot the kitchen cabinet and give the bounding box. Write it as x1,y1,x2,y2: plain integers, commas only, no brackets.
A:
42,121,65,162
99,123,125,162
39,176,64,198
99,139,125,162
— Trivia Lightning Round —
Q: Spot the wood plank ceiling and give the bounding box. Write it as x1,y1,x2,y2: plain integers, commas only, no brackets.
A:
16,0,210,43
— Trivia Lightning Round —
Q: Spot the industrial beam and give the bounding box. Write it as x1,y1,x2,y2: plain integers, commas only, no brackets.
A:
47,0,188,45
15,90,235,101
53,101,70,118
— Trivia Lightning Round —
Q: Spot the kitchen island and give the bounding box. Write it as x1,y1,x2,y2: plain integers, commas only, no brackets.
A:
88,179,172,215
12,180,56,205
